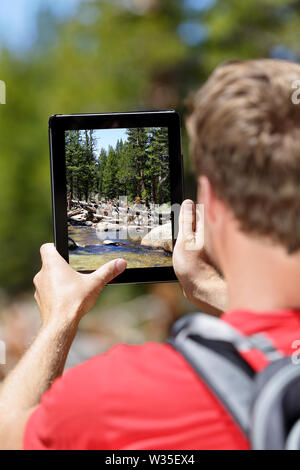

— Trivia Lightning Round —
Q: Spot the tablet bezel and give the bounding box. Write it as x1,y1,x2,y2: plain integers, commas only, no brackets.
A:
49,110,183,284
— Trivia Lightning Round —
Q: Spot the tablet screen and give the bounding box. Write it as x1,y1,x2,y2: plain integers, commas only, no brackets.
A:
65,127,173,271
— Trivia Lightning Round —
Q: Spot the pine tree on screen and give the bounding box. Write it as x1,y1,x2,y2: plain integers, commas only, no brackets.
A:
65,130,82,202
98,148,107,197
102,145,119,200
65,127,170,205
126,128,148,199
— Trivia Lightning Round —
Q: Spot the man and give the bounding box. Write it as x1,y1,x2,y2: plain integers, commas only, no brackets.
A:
1,59,300,450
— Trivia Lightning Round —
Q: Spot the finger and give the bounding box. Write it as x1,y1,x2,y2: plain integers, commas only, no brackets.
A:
178,200,195,240
40,243,65,268
40,243,56,262
33,273,39,288
90,258,127,288
195,203,205,248
34,290,40,304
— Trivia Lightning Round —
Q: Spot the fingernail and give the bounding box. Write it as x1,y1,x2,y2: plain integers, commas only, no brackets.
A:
183,200,194,211
183,199,194,207
116,259,127,272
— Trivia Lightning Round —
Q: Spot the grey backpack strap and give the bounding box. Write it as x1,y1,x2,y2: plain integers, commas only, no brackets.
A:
169,313,255,437
171,312,283,361
250,357,300,450
169,313,295,449
247,333,283,361
286,420,300,450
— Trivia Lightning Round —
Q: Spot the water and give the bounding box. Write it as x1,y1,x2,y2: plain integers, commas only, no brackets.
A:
68,225,172,271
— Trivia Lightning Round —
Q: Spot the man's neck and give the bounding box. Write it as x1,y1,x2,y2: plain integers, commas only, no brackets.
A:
223,234,300,313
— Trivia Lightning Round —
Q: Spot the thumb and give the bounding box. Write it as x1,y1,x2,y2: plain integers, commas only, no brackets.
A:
178,200,195,241
40,243,65,268
90,258,127,289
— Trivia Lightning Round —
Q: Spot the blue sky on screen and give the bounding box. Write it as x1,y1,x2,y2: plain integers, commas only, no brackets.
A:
93,128,128,155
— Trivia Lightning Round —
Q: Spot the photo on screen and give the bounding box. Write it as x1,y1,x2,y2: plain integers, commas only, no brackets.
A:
65,127,173,271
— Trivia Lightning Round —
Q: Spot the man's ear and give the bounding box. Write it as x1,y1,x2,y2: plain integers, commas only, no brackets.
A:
198,176,217,224
198,176,229,226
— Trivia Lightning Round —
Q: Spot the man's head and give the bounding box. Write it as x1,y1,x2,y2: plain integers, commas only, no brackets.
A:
187,59,300,273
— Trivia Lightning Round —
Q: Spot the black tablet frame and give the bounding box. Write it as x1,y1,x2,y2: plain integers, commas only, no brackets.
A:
49,110,184,284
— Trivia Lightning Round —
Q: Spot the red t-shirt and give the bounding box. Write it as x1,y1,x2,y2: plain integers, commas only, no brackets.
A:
23,309,300,450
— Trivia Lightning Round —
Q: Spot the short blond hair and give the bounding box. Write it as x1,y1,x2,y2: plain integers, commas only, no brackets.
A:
187,59,300,252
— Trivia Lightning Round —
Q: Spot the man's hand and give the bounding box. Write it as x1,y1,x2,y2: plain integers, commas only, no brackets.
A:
34,243,127,327
173,200,228,315
0,244,127,449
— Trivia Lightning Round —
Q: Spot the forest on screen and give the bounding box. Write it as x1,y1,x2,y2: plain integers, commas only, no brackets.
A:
65,128,170,205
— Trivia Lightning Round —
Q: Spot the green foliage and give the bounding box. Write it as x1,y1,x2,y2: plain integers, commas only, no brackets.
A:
1,0,300,291
146,127,170,205
66,128,170,205
102,145,120,200
98,148,108,195
66,129,97,201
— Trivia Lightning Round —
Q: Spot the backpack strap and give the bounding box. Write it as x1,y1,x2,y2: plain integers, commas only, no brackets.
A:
168,313,254,437
168,313,283,438
286,420,300,450
250,357,300,450
247,333,283,362
171,313,283,361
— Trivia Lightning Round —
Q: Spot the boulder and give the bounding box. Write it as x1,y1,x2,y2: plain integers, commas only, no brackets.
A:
67,208,83,218
141,222,173,252
103,240,117,245
92,214,103,222
70,211,88,223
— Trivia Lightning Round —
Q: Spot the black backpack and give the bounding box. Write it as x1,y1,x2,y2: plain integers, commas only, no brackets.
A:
168,313,300,450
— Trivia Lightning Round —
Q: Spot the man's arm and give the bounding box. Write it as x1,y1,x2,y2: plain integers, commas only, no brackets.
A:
0,244,126,450
173,200,228,315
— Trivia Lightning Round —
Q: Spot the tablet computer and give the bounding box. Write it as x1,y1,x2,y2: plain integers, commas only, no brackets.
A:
49,110,183,284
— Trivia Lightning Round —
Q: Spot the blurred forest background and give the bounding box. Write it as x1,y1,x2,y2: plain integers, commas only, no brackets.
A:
1,0,300,376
